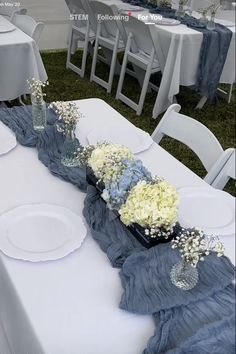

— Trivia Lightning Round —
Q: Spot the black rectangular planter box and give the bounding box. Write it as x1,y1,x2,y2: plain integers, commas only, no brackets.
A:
86,167,176,248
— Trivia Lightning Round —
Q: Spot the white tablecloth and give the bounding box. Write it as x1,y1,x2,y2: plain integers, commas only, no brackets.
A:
0,15,47,101
0,99,235,354
146,11,236,117
91,2,235,116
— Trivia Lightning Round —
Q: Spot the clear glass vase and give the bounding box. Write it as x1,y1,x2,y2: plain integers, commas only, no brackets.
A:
175,4,185,18
31,96,47,131
207,13,216,30
199,12,208,26
61,126,81,167
170,259,199,290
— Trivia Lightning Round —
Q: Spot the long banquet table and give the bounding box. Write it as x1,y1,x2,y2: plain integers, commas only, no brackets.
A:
148,11,236,117
91,0,235,116
0,99,235,354
0,15,47,101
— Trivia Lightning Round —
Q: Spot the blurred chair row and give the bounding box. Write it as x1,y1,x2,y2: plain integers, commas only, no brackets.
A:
66,0,162,116
0,4,44,45
66,0,234,117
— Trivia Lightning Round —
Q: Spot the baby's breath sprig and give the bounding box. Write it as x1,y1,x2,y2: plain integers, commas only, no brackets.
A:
49,101,83,133
76,144,97,166
27,78,49,101
206,0,222,15
171,228,225,267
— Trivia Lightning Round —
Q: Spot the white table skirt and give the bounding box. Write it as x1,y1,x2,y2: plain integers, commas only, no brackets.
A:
145,11,235,117
0,15,47,101
0,99,235,354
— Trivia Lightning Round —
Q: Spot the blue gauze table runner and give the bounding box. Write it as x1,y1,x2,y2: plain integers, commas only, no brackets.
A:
0,106,235,353
122,0,232,100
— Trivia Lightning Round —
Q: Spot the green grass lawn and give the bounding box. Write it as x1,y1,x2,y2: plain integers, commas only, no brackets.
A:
41,50,235,195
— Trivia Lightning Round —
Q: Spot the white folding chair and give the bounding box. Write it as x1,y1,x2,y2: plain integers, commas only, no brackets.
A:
0,3,27,21
90,1,125,93
151,104,229,183
210,148,235,189
116,16,160,115
11,14,44,44
65,0,96,77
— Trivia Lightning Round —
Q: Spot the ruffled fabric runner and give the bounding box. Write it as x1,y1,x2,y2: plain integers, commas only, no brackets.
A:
145,286,235,353
119,243,234,313
0,105,88,192
0,106,235,353
122,0,232,100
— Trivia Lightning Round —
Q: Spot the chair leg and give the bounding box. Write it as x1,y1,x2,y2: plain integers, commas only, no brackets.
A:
66,26,73,70
136,61,153,115
81,26,90,78
116,36,130,100
227,83,233,104
107,32,119,93
90,23,100,83
196,96,208,109
67,23,93,78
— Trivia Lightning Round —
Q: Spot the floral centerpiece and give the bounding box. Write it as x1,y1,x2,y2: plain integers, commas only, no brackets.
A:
77,141,226,257
49,101,83,167
80,142,180,247
27,78,49,131
75,141,226,286
119,178,179,239
170,227,225,290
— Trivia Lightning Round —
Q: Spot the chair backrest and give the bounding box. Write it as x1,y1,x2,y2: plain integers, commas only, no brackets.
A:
0,3,27,19
210,148,235,190
65,0,88,28
151,104,224,173
90,1,120,38
122,15,155,55
11,14,44,44
81,0,98,32
10,8,27,21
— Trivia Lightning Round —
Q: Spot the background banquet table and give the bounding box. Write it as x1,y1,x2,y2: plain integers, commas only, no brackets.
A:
131,9,236,117
0,15,47,101
0,99,235,354
88,0,235,116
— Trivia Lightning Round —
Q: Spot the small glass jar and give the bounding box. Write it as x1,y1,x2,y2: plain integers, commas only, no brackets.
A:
31,95,47,131
199,11,208,26
170,259,199,290
61,125,81,167
175,4,185,18
207,13,216,30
